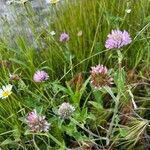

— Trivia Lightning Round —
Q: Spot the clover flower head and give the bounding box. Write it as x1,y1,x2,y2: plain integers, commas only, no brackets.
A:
90,64,113,88
58,102,75,119
59,32,70,42
26,110,50,132
105,30,132,49
0,84,13,99
33,70,49,82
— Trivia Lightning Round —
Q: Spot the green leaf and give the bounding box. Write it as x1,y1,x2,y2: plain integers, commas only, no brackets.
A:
143,16,150,24
74,108,88,123
119,128,128,137
114,68,126,93
9,58,29,68
0,139,13,146
88,101,103,109
92,89,103,106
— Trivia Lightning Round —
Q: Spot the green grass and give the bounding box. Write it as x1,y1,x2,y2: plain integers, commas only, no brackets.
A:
0,0,150,149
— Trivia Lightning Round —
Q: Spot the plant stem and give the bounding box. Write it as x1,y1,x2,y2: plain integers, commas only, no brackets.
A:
117,50,123,70
32,135,40,150
71,117,108,141
106,94,120,146
48,133,66,149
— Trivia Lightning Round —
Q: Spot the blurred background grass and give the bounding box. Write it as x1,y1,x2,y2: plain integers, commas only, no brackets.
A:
0,0,149,81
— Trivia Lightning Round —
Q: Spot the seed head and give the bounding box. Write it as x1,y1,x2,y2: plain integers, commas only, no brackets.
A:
58,102,75,119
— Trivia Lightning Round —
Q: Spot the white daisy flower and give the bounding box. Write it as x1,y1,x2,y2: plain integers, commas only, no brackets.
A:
0,84,13,99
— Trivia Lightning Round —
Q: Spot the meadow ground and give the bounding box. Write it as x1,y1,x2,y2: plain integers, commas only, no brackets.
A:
0,0,150,149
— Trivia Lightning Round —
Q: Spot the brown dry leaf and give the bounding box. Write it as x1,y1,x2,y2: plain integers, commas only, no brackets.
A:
120,101,133,125
0,60,12,68
126,70,138,84
68,73,84,91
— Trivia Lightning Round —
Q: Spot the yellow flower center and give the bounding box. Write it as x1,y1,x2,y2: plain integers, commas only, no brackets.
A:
2,91,11,97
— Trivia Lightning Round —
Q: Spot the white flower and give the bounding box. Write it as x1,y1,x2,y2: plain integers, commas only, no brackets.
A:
0,84,13,99
50,31,56,36
125,9,131,14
